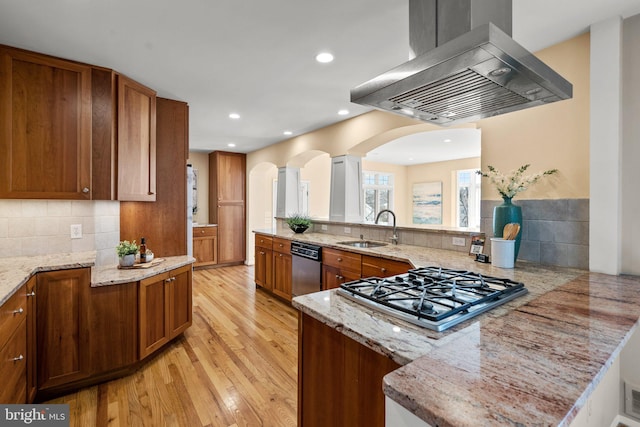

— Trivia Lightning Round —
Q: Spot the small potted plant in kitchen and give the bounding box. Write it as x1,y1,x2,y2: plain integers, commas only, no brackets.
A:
116,240,139,267
285,213,312,234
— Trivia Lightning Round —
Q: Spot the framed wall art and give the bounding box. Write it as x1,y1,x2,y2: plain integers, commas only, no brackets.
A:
412,181,442,224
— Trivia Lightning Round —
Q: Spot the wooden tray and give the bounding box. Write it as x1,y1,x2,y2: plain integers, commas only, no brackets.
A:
118,258,165,269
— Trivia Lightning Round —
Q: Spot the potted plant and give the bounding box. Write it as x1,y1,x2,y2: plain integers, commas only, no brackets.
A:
116,240,139,267
285,213,312,234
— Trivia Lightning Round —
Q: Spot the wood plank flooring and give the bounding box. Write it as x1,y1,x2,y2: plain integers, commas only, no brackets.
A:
46,265,299,427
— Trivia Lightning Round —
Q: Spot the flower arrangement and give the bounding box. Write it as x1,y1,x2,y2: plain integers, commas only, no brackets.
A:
116,240,139,258
477,164,558,199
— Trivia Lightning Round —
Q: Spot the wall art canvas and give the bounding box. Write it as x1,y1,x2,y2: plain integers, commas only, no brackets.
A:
412,181,442,224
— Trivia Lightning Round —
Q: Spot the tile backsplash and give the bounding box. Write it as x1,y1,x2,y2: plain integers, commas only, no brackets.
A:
481,198,589,269
0,200,120,266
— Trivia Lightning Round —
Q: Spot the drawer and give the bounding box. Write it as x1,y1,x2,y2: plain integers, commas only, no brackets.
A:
273,237,291,254
361,255,412,278
193,226,217,238
323,248,361,273
0,318,27,404
0,284,27,348
255,234,273,249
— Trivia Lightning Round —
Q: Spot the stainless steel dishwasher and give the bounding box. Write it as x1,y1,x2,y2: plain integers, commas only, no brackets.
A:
290,241,322,297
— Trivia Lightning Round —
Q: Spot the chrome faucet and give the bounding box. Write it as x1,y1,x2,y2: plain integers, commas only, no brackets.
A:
375,209,398,245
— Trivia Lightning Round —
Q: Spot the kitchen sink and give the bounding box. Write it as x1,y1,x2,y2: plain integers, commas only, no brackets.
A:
337,240,387,248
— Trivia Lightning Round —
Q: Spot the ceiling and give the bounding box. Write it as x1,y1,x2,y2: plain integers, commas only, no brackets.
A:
1,0,640,158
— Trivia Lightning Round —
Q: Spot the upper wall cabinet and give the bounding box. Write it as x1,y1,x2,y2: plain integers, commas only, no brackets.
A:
91,69,157,202
116,75,156,201
0,45,92,199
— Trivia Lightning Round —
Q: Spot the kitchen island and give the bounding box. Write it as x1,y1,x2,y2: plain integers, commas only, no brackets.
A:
288,233,640,426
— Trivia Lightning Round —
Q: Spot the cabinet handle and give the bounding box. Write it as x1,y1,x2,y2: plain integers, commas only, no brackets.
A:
381,268,387,273
279,254,283,257
13,355,24,362
13,308,24,315
27,291,35,297
260,251,265,255
82,187,90,193
337,258,342,262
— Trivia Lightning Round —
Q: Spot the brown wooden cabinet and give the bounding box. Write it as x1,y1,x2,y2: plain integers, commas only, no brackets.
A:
322,248,362,290
254,234,273,292
117,74,157,201
361,255,412,278
87,281,138,374
26,276,37,403
193,226,218,268
0,45,92,199
139,265,192,359
209,151,246,265
120,97,188,257
298,312,400,427
36,268,91,391
272,237,292,301
0,283,28,404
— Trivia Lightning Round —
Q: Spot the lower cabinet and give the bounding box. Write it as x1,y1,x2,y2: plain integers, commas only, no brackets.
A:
36,268,91,391
139,264,192,359
0,282,28,404
254,233,273,292
322,248,362,290
193,226,218,268
272,237,292,301
298,312,400,427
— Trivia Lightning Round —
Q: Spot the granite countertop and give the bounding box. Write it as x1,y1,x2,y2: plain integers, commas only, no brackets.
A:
282,231,640,426
0,252,195,306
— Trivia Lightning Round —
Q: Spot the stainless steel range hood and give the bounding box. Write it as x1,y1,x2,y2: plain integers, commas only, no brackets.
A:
351,0,573,126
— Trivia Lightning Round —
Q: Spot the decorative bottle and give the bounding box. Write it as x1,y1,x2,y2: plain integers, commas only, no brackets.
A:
140,237,147,263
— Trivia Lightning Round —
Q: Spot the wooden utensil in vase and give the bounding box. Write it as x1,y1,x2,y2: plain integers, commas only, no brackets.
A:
503,223,521,240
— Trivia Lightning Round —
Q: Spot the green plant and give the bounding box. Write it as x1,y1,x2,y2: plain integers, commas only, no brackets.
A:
285,213,312,228
477,164,558,199
116,240,139,257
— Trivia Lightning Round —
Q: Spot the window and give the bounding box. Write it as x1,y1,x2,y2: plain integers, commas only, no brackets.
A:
363,172,393,223
456,169,481,228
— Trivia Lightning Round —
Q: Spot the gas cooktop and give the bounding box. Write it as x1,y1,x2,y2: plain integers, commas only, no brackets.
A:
337,266,527,332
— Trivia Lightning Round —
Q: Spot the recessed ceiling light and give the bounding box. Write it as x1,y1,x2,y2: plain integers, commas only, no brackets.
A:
283,131,293,136
227,143,236,147
338,109,349,116
444,138,452,143
315,52,334,63
229,113,240,119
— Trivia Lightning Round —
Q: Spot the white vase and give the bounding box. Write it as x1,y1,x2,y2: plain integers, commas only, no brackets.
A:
119,254,135,267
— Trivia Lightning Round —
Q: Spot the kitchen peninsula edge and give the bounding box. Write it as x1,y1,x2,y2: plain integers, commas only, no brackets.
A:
279,231,640,426
0,251,195,305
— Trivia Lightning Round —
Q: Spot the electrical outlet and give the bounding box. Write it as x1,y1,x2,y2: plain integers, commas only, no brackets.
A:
321,224,328,231
452,237,466,246
344,227,351,234
70,224,83,239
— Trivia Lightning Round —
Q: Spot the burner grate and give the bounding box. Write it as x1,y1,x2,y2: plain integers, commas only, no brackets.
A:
338,266,526,330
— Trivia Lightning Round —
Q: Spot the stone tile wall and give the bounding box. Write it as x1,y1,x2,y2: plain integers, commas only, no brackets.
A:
481,199,589,269
0,200,120,266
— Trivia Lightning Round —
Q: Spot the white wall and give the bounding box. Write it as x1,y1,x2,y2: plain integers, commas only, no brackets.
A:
621,14,640,275
0,200,120,266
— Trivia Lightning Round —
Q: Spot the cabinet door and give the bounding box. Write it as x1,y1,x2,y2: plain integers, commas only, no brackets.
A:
322,265,360,290
361,255,412,278
0,46,92,199
88,281,138,374
273,252,292,301
117,74,157,201
255,247,273,291
26,276,37,403
168,265,192,338
193,237,217,267
0,319,27,404
139,272,170,359
217,204,246,263
212,152,245,202
37,268,90,390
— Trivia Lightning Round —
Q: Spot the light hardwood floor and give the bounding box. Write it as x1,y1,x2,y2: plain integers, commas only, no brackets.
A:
47,265,299,427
